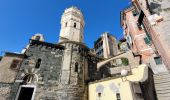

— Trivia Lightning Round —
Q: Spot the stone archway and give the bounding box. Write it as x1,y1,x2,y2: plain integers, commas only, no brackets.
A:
97,51,133,69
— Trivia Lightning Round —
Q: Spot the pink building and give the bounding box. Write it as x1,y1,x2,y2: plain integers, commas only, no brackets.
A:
121,1,168,74
132,0,170,71
121,1,170,99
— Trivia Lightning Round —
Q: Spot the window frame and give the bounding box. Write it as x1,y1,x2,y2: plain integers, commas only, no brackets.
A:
154,56,162,65
15,85,36,100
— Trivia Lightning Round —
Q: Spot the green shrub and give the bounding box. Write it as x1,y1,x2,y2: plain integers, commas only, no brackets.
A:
121,58,129,66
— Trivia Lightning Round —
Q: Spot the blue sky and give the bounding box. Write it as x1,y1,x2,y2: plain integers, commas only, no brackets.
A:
0,0,131,55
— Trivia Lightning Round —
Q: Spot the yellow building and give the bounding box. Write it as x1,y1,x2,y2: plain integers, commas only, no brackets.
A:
88,64,149,100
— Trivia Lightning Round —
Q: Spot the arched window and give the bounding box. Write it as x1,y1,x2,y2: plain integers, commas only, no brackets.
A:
74,23,76,28
75,62,78,72
35,58,41,68
35,36,40,41
98,92,102,97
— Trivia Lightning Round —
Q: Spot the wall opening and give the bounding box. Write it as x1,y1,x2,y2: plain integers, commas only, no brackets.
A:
98,92,102,97
116,93,121,100
74,23,77,28
0,56,2,62
35,36,40,41
75,62,78,72
35,58,41,68
15,85,36,100
138,10,144,26
65,22,67,27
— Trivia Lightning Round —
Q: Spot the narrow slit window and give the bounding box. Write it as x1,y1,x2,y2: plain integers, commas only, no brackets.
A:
35,59,41,68
65,22,67,27
116,93,121,100
0,56,2,62
74,23,76,28
75,62,78,72
138,10,144,26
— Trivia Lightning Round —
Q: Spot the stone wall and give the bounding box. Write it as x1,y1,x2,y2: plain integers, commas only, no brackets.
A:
0,40,102,100
56,42,87,100
11,40,65,99
0,83,12,100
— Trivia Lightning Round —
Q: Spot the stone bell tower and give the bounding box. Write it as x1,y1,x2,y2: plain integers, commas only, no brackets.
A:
59,6,85,43
57,7,88,100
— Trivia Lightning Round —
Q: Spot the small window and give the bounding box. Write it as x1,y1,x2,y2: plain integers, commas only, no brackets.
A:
116,93,121,100
65,22,67,27
138,10,144,26
10,59,20,69
35,36,40,41
98,92,102,97
75,62,78,72
0,56,2,62
74,23,76,28
101,41,103,46
35,59,41,68
154,56,162,65
144,37,151,45
132,10,138,16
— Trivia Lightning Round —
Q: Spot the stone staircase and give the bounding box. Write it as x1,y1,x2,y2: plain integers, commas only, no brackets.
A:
154,72,170,100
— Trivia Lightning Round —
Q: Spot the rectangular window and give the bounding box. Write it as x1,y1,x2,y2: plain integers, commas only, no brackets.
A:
16,85,36,100
144,37,151,45
35,59,41,68
0,56,2,62
138,10,144,26
132,10,138,16
154,56,162,65
116,93,121,100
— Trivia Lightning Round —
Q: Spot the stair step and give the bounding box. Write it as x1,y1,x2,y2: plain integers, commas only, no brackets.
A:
154,76,170,79
153,72,170,99
157,93,170,97
154,79,170,84
156,89,170,94
155,85,170,90
155,81,170,86
157,97,170,100
154,73,170,77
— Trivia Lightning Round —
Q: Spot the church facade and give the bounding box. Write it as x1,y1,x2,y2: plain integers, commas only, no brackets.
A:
0,7,106,100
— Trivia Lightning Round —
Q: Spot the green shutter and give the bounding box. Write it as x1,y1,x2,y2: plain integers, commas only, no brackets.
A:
144,37,151,45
